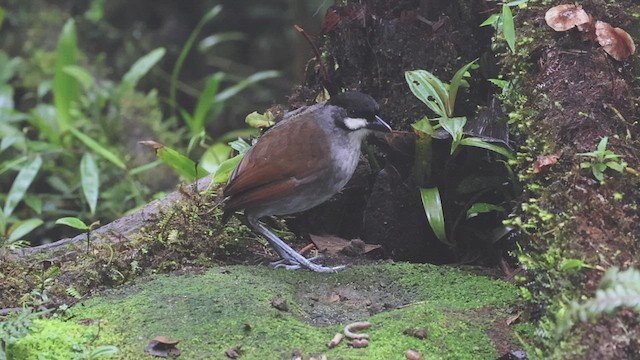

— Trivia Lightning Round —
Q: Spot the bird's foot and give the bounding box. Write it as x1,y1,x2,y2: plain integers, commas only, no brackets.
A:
270,255,346,273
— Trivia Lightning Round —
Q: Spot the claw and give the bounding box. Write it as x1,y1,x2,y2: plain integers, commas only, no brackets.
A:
248,216,347,273
271,256,346,273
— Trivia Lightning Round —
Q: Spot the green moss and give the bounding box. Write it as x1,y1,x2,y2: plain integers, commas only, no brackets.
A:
63,263,519,359
7,318,122,360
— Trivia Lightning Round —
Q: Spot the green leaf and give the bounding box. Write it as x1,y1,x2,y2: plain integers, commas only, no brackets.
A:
55,217,89,230
0,155,27,176
69,127,126,169
506,0,529,6
190,72,224,134
560,258,589,272
419,187,450,246
199,32,245,52
215,70,280,102
466,203,505,219
118,47,166,97
216,128,260,143
245,111,276,128
52,19,79,133
0,6,5,30
592,168,604,182
502,4,516,53
0,84,14,110
213,154,243,184
140,140,207,181
89,345,119,357
411,116,436,136
228,138,252,153
62,65,94,90
80,153,100,215
606,161,625,173
169,5,223,116
0,210,5,235
459,137,515,159
200,142,232,174
489,78,509,89
405,70,449,118
597,137,608,153
447,60,477,116
4,156,42,217
440,116,467,153
7,218,43,242
480,13,500,27
23,194,43,214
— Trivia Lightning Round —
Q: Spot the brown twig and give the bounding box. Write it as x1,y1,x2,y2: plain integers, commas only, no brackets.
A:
294,24,336,95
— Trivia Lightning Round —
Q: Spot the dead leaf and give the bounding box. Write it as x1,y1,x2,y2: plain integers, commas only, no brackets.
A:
403,327,428,339
225,345,243,359
506,311,522,326
271,295,288,311
310,235,381,256
532,154,560,174
145,336,181,358
291,348,302,360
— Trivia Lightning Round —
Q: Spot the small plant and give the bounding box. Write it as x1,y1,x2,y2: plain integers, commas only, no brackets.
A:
481,0,529,53
406,60,514,247
577,137,626,183
0,308,42,359
555,267,640,336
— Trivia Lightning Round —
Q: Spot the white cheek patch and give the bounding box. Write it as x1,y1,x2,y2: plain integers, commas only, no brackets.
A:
343,117,368,130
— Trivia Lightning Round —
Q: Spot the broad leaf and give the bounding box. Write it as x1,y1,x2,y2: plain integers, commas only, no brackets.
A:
139,140,207,181
52,19,79,132
190,72,224,134
405,70,448,118
419,187,450,246
62,65,94,90
69,127,126,169
245,111,275,128
199,32,245,52
213,154,243,184
502,4,516,53
200,142,232,174
460,137,514,159
215,70,280,102
169,5,223,114
447,60,477,115
4,156,42,217
440,116,467,153
55,217,89,230
466,203,505,219
80,153,100,214
7,218,43,242
118,47,166,97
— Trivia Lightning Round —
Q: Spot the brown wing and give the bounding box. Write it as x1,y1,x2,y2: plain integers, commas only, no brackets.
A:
223,115,330,212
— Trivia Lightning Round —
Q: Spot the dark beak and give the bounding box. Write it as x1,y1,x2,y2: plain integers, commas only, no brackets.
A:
367,115,392,133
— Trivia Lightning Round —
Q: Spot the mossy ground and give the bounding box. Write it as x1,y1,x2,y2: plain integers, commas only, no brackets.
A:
11,263,520,359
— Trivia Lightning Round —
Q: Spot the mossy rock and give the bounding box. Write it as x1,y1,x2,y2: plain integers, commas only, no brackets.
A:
11,263,521,359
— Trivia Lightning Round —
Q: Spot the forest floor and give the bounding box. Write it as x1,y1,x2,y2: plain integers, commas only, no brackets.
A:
10,260,525,359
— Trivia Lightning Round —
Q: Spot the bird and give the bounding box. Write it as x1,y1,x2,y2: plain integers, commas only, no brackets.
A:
222,91,391,272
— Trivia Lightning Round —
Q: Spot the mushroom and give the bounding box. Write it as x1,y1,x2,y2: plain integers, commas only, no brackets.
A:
545,4,591,32
595,21,636,61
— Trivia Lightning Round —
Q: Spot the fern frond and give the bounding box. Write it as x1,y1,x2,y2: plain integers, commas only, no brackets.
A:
555,267,640,337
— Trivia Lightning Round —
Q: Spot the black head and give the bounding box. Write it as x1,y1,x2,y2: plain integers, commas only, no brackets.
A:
329,91,391,133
